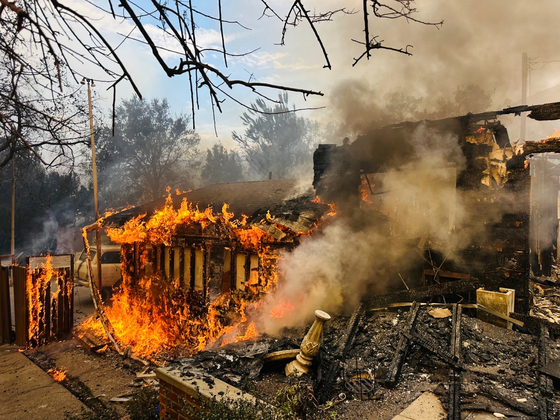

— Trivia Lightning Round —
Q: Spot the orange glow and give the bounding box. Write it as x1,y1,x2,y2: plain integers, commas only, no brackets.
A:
360,177,373,205
547,128,560,138
236,321,258,341
270,300,295,319
235,226,274,251
475,126,486,134
27,255,53,344
313,196,337,217
220,321,259,347
47,367,67,382
80,190,326,362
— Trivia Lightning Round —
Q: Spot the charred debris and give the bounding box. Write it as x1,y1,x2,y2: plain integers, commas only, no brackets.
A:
99,101,560,417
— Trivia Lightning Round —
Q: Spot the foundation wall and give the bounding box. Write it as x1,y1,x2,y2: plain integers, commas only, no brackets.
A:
156,366,259,419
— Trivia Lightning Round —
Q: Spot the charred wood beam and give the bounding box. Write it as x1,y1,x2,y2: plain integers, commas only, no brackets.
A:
478,384,538,417
448,304,462,420
336,302,365,359
363,279,481,310
537,324,554,420
523,138,560,156
316,302,365,403
404,330,461,369
385,301,420,388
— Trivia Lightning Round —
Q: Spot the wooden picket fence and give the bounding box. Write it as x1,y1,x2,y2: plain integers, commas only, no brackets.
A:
0,254,74,347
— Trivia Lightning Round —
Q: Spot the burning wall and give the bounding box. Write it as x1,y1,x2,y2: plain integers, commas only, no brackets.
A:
79,183,329,362
307,108,560,321
79,105,560,361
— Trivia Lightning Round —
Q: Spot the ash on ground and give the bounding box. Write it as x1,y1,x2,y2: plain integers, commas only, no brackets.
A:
168,305,560,419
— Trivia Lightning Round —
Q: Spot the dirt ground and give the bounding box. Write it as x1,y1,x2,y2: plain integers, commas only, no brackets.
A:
18,284,560,419
21,286,158,418
25,338,154,417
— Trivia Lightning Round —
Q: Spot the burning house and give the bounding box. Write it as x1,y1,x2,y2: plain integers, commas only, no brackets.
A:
79,179,330,361
63,101,560,419
78,101,560,364
313,102,560,315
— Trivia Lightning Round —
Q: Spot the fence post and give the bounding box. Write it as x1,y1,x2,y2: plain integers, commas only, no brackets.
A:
0,267,11,343
68,254,74,333
13,266,27,347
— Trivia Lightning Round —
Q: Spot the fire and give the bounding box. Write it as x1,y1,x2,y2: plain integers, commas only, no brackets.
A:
47,367,67,382
237,321,258,341
220,321,259,347
270,300,295,319
79,193,302,362
78,189,331,362
312,196,337,217
235,226,274,251
547,128,560,138
476,126,486,134
27,255,53,343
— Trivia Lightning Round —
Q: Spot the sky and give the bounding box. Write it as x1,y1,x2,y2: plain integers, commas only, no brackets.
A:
70,0,560,150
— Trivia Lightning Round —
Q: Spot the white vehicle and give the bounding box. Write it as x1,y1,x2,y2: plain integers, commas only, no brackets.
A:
74,245,122,300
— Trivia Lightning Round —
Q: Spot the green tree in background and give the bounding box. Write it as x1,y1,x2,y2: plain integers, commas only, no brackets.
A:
97,97,200,209
201,143,244,186
0,152,92,255
232,93,317,179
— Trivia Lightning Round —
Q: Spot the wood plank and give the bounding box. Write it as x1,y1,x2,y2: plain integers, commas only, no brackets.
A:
42,274,51,345
0,267,11,343
386,302,420,387
68,265,74,334
13,266,27,347
57,274,65,339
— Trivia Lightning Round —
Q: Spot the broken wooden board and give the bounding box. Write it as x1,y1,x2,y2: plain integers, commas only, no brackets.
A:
363,279,481,310
391,392,446,420
72,331,108,352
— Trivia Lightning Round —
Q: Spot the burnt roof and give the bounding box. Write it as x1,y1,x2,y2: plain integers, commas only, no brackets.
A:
103,179,307,227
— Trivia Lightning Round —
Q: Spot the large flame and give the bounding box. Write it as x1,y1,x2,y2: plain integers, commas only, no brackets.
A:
27,255,53,343
78,193,310,362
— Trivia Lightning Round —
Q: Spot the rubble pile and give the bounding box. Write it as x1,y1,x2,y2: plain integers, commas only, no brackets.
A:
168,305,560,419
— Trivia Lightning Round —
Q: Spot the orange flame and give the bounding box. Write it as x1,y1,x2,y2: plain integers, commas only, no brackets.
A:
270,300,295,319
81,193,286,361
548,128,560,138
47,367,67,382
220,321,259,347
236,321,258,341
27,255,53,344
80,190,325,362
313,196,337,217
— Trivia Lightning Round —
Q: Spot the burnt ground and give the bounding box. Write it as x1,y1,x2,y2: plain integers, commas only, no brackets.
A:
168,304,560,419
25,338,153,417
19,287,560,419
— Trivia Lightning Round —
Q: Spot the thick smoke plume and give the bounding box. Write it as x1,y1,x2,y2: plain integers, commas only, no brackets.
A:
257,123,472,334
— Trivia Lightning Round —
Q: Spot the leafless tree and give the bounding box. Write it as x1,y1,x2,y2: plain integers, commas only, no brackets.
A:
0,0,441,167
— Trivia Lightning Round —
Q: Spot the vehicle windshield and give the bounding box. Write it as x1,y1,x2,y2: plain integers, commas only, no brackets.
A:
101,251,120,264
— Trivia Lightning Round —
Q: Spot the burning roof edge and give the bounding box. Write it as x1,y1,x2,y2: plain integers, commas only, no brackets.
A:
101,179,324,231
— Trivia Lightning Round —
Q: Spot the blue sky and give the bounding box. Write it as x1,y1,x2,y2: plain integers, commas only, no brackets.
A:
70,0,560,149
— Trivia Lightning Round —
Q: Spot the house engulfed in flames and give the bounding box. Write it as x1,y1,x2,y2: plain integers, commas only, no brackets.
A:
81,101,560,363
314,101,560,315
80,179,330,361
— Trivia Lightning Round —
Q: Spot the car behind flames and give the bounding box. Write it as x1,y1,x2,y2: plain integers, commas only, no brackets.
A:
74,245,122,300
